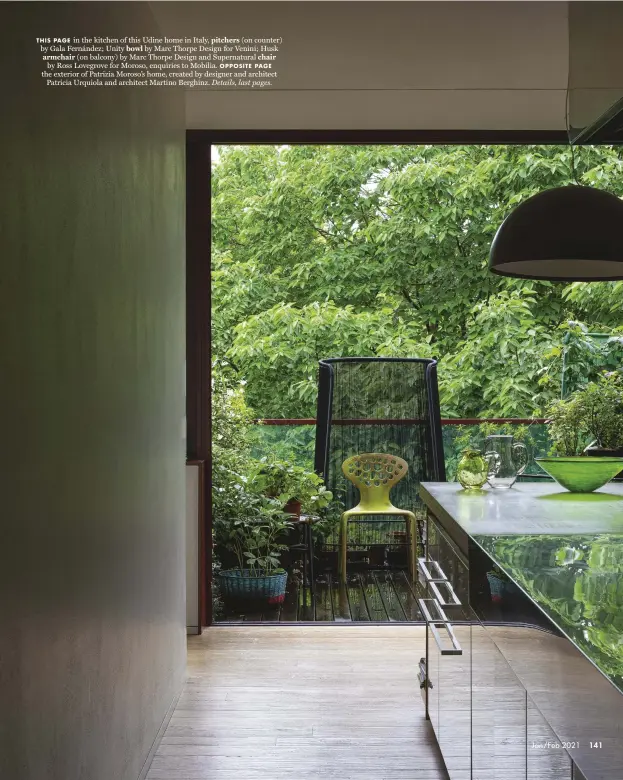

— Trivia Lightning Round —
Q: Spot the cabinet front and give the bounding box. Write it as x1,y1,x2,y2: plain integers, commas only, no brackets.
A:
471,622,528,780
424,511,469,609
422,513,536,780
420,487,623,780
437,621,471,780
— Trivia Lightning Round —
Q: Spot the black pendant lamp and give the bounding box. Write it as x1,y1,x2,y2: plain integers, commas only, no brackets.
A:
489,185,623,281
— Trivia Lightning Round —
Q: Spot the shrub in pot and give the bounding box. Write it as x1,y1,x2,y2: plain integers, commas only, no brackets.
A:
214,491,293,606
543,372,623,486
579,372,623,457
250,457,333,517
546,371,623,457
546,395,586,458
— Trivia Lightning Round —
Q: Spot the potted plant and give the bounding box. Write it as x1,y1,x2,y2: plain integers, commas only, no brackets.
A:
538,371,623,491
251,458,333,517
546,371,623,456
214,491,293,606
309,496,344,571
544,394,586,458
578,372,623,457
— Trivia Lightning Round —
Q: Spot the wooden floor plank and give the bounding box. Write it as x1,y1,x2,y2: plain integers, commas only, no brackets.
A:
375,571,409,621
390,570,424,621
217,570,427,624
360,571,389,621
241,608,265,622
314,576,334,621
345,573,370,621
330,573,352,621
278,577,299,622
147,626,448,780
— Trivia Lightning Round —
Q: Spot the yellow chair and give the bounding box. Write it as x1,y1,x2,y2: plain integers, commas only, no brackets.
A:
339,453,417,583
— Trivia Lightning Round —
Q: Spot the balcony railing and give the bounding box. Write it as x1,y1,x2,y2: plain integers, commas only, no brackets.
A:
249,418,551,481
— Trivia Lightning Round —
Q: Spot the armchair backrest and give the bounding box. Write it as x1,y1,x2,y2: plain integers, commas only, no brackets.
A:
342,453,408,512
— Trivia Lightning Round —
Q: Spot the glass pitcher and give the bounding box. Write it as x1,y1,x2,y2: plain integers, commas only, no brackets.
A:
485,435,528,489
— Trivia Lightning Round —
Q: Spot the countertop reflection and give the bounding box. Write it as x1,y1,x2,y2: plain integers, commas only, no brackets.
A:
474,532,623,695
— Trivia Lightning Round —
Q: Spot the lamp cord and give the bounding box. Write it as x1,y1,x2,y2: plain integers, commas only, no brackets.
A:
569,139,582,187
565,59,582,186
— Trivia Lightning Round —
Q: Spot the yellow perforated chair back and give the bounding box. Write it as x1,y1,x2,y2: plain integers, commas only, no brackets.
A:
342,453,408,513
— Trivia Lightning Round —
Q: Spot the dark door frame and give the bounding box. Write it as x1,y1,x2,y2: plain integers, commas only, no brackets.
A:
186,137,212,627
186,125,617,627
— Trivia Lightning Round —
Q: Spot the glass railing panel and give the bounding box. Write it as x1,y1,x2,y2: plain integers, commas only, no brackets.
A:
247,420,554,481
442,423,552,483
248,423,316,470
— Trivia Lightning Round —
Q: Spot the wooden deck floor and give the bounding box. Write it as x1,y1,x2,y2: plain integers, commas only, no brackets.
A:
217,570,424,623
147,626,449,780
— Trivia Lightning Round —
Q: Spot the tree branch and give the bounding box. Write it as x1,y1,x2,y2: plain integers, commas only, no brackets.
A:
306,218,355,245
401,288,420,311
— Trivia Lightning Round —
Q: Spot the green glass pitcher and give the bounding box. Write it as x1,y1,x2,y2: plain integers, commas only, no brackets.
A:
485,435,528,489
457,449,488,490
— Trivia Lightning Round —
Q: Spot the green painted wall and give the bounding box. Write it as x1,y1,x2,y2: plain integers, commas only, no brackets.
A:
0,4,187,779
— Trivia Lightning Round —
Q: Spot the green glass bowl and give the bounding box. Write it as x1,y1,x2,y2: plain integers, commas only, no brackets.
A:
535,456,623,493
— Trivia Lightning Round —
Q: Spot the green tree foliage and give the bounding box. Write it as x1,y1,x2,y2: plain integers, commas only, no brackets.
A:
546,371,623,454
212,144,623,418
563,281,623,329
211,362,257,524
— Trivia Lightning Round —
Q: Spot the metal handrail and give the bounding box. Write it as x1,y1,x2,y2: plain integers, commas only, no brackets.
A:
254,417,548,425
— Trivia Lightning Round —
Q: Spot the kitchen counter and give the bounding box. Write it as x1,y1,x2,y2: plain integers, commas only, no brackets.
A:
419,481,623,780
420,481,623,695
420,481,623,542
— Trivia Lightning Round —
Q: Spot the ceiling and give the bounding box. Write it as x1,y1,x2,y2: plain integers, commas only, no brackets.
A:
149,2,623,134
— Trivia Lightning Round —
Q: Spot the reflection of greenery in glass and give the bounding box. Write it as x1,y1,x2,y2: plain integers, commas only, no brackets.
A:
248,421,554,484
249,424,315,470
443,423,551,482
476,533,623,692
574,536,623,682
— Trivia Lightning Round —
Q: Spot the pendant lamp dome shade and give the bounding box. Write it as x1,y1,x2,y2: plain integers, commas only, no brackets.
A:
489,185,623,281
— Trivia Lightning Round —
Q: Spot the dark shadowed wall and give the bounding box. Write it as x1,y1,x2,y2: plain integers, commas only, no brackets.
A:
0,4,186,779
